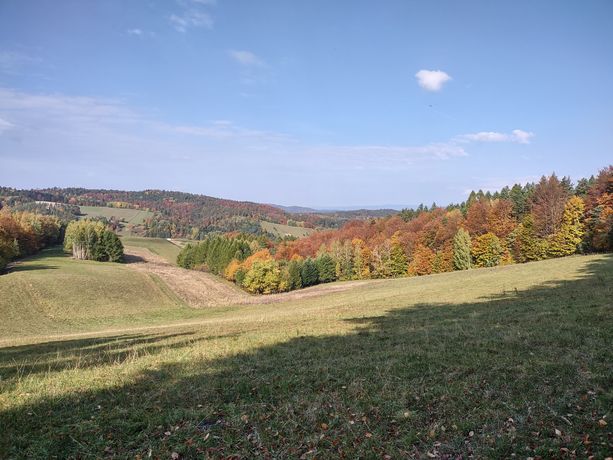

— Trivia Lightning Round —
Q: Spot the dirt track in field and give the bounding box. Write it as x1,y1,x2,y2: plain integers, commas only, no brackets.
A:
123,246,370,308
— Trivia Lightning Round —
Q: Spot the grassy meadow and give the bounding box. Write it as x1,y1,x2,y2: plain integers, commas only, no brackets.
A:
79,206,154,235
0,250,611,458
260,220,316,238
0,248,195,338
121,236,182,265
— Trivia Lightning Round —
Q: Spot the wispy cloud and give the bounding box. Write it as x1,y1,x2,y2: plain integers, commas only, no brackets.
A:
0,117,14,134
171,120,289,143
127,28,143,36
228,50,269,85
415,69,452,92
170,0,215,32
457,129,535,144
228,50,265,67
0,85,537,191
0,50,41,75
315,143,468,163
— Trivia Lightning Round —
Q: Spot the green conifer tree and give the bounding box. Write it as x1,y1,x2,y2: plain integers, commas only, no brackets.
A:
452,228,472,270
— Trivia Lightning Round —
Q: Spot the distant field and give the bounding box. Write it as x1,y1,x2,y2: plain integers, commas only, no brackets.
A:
261,220,316,238
1,252,611,458
79,205,153,234
120,236,182,264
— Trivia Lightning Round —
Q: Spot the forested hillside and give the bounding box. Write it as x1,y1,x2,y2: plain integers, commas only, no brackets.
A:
177,166,612,293
0,188,392,238
0,188,289,238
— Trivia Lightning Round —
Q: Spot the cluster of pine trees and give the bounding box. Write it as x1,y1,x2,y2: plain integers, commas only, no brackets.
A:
0,211,64,271
177,235,255,274
178,166,612,294
63,220,124,262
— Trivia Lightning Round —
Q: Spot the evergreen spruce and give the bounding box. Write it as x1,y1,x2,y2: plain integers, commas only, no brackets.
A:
452,228,472,270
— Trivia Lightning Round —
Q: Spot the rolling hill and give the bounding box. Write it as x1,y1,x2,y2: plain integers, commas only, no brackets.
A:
0,248,611,458
0,187,403,239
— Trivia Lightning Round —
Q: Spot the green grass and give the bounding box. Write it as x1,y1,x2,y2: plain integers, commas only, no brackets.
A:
261,220,316,238
0,248,193,338
120,236,182,264
79,206,153,234
0,253,611,458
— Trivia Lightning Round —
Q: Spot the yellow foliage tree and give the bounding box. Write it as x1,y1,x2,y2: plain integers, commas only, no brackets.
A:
547,196,585,257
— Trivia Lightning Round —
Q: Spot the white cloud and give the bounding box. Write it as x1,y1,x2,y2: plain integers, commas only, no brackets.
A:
0,117,14,134
170,0,214,32
415,69,452,92
511,129,534,144
457,129,535,144
127,28,143,36
228,50,265,67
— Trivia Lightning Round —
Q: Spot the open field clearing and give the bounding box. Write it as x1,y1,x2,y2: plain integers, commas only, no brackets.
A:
121,236,182,264
260,220,316,238
0,252,611,458
79,206,154,234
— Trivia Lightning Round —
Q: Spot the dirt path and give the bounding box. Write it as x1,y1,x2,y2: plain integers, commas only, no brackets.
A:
123,246,371,308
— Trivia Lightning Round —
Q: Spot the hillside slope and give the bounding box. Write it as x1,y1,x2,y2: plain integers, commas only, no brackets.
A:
0,252,611,458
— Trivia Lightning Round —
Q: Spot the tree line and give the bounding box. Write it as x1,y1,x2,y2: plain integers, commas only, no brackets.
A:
1,209,124,271
177,166,612,294
0,211,64,271
0,187,393,239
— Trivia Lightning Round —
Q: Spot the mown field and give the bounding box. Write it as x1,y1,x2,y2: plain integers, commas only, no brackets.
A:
261,220,316,238
0,251,611,458
121,236,182,264
79,206,153,234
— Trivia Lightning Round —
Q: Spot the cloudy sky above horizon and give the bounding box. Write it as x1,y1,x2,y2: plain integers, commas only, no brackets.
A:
0,0,612,208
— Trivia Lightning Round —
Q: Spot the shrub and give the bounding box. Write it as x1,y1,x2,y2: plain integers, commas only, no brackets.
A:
242,259,282,294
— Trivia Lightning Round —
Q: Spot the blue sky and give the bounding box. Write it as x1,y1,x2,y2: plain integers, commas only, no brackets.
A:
0,0,611,208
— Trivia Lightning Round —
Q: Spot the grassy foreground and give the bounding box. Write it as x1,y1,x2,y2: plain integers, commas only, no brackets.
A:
0,252,611,458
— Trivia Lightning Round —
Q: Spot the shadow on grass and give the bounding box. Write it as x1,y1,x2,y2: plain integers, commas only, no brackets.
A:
0,331,245,381
8,263,60,273
1,256,612,458
123,253,146,264
5,246,67,273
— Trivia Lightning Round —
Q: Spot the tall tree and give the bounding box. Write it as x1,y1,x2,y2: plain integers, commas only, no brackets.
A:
407,244,435,276
472,232,504,268
452,228,472,270
513,215,548,262
315,253,336,283
389,233,408,277
547,196,585,257
531,174,569,237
